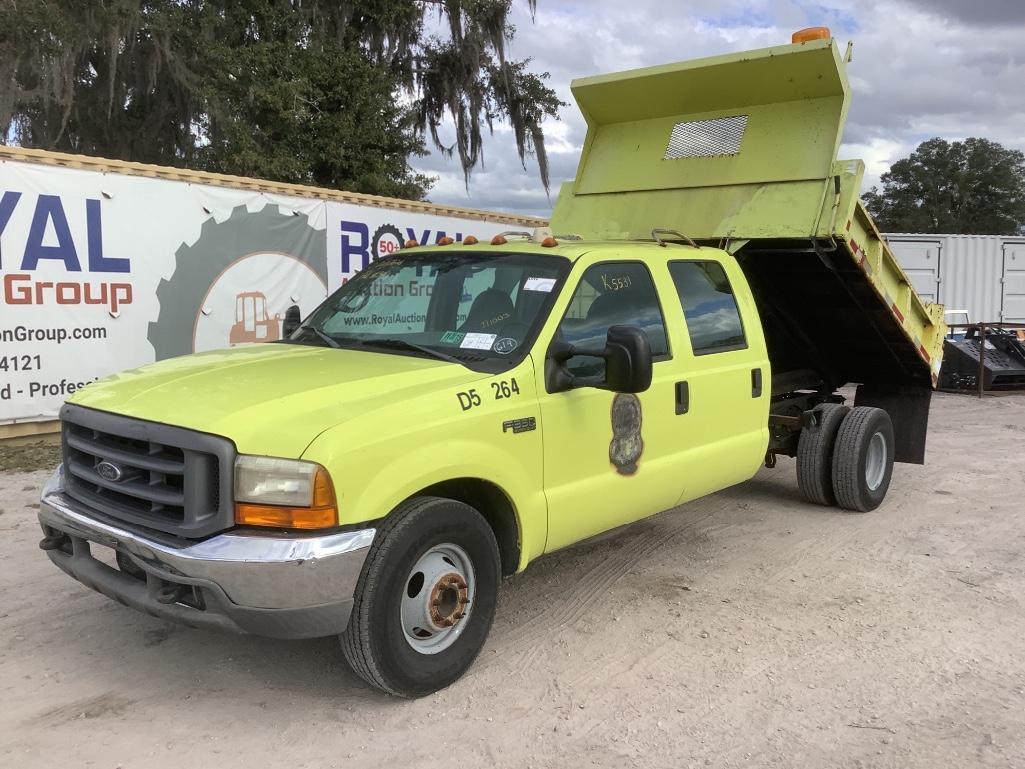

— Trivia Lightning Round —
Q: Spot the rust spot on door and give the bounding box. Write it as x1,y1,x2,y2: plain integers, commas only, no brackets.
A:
610,393,643,475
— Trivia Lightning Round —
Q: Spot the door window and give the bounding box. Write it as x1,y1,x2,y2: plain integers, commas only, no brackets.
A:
668,261,747,354
556,262,669,377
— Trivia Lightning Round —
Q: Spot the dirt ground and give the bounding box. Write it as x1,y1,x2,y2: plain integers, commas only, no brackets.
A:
1,392,1024,769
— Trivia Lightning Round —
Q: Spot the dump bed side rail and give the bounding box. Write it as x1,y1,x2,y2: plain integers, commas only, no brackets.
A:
826,158,946,385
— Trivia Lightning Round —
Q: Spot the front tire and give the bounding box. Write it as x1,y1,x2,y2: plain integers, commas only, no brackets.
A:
340,496,501,697
831,407,895,512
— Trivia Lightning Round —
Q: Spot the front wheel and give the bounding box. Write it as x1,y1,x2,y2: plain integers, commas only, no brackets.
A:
340,496,501,697
831,406,895,512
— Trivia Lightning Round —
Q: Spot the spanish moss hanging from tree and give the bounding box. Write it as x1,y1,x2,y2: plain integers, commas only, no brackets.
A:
0,0,564,200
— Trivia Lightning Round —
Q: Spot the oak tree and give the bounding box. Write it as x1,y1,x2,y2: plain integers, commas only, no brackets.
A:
864,137,1025,235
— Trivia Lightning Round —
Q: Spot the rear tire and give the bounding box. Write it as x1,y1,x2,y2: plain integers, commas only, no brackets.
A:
831,407,895,512
340,496,501,697
796,403,849,506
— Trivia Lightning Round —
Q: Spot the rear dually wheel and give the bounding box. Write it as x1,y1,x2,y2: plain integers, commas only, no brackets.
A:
831,406,895,512
796,403,850,506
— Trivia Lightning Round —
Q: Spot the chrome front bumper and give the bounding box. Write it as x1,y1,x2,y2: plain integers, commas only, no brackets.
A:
38,466,375,639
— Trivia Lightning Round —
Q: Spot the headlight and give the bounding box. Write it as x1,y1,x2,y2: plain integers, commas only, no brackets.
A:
233,455,338,529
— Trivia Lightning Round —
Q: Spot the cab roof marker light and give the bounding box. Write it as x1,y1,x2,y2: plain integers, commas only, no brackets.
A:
437,236,455,245
463,235,479,245
403,239,419,248
541,236,559,247
490,235,508,245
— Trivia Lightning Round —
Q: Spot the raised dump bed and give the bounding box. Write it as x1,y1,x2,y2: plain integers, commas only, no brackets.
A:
551,32,946,462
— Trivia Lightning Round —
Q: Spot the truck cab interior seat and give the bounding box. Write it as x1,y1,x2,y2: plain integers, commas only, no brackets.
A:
460,289,515,334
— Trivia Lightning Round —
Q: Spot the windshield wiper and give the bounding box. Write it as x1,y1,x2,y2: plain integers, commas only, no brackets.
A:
358,337,470,365
296,326,340,349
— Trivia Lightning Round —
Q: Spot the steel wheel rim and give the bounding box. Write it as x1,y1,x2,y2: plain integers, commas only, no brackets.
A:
400,543,475,654
865,431,887,491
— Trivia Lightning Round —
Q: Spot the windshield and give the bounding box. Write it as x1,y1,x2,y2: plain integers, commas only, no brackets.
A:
288,251,569,369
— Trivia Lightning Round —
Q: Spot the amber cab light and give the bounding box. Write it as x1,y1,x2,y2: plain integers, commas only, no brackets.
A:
463,235,479,245
403,239,419,248
490,235,508,245
437,236,455,245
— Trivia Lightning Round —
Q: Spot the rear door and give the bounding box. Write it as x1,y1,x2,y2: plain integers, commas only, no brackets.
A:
662,254,770,504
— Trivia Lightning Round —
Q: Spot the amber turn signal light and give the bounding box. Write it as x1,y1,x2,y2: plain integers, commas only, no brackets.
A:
235,467,338,530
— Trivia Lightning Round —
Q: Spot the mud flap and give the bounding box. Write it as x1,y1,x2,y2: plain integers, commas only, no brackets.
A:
854,384,931,464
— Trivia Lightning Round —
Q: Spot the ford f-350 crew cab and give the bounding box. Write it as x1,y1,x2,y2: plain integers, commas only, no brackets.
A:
38,30,946,697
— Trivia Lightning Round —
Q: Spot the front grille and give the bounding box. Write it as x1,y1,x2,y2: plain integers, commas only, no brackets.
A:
61,404,235,538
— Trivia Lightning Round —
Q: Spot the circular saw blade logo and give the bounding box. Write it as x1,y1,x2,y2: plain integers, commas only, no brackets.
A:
372,223,404,260
148,205,327,361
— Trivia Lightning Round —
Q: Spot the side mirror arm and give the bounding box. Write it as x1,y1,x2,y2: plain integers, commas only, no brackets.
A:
545,341,610,393
282,304,302,338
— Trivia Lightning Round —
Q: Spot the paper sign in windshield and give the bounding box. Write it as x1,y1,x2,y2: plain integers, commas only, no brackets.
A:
523,277,556,292
460,332,497,350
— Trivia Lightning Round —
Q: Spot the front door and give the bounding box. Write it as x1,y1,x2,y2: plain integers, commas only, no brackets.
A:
535,257,688,552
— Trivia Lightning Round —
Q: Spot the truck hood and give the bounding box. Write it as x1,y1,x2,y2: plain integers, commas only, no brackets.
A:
68,344,487,457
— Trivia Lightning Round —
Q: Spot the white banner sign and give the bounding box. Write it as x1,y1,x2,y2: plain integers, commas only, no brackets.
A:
0,159,517,424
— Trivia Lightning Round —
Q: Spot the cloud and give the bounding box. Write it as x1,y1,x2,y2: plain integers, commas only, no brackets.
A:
899,0,1025,26
412,0,1025,217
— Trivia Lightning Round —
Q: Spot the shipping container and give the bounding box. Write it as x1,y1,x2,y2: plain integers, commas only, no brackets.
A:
885,234,1025,323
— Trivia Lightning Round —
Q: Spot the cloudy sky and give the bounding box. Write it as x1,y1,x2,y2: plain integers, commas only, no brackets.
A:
412,0,1025,218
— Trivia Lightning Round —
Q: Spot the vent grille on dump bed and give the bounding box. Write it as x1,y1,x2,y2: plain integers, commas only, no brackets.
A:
60,405,235,539
663,115,748,159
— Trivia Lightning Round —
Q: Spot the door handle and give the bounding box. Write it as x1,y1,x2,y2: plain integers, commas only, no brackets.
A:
751,368,763,398
675,381,689,415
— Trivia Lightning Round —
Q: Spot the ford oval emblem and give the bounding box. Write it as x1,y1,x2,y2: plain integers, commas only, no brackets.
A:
96,460,124,482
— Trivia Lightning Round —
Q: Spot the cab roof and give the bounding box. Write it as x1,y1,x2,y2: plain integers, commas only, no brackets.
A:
404,238,710,263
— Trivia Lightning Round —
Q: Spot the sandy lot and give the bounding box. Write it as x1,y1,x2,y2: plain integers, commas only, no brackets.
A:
1,392,1024,769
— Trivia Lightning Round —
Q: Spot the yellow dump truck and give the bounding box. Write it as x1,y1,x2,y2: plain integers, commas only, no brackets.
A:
37,30,945,697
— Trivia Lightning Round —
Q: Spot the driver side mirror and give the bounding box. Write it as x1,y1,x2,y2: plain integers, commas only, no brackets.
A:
547,325,653,394
282,304,302,338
